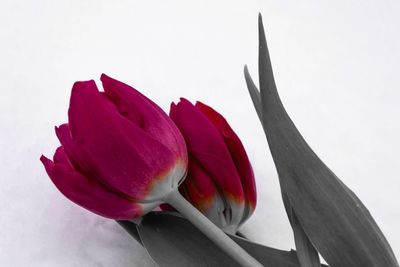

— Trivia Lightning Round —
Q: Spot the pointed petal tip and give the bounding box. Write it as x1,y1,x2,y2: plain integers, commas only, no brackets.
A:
100,73,114,92
40,155,54,173
100,73,107,80
40,154,48,163
100,73,114,85
176,98,193,108
170,101,177,108
54,123,69,142
194,100,205,108
54,124,66,133
179,97,190,103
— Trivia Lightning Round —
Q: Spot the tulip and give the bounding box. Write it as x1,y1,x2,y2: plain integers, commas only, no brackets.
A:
244,14,399,267
168,99,257,234
41,74,262,267
40,74,187,220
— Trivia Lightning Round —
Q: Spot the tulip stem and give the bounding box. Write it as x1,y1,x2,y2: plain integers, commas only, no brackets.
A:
164,190,263,267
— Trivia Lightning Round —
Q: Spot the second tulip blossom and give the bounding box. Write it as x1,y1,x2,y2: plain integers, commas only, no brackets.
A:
170,99,257,233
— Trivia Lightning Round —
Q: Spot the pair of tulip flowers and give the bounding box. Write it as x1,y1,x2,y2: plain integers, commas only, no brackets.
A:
40,15,400,267
41,74,257,236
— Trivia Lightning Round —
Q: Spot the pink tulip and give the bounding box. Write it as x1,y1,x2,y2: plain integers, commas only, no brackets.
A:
40,76,262,266
169,98,257,233
40,74,187,220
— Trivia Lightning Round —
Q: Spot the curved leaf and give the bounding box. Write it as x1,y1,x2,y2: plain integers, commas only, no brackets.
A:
244,13,399,267
245,57,321,267
131,212,329,267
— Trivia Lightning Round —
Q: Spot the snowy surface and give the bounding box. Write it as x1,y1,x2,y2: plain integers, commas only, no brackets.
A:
1,1,400,266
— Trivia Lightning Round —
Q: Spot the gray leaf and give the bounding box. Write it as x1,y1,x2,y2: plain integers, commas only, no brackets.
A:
245,56,321,267
124,212,328,267
244,13,399,267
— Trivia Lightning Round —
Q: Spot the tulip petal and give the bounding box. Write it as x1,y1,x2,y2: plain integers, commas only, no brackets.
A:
195,101,257,223
55,124,93,176
40,147,145,220
180,159,217,213
66,80,179,201
180,159,230,230
170,98,245,228
101,74,187,162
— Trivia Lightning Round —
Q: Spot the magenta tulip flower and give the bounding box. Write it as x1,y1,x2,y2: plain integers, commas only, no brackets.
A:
169,99,257,233
40,74,187,220
40,75,262,266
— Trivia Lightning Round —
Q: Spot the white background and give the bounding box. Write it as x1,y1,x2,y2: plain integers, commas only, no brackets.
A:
1,1,399,266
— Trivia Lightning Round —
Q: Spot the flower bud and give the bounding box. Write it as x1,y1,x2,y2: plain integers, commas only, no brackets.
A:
41,74,187,220
168,98,256,233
